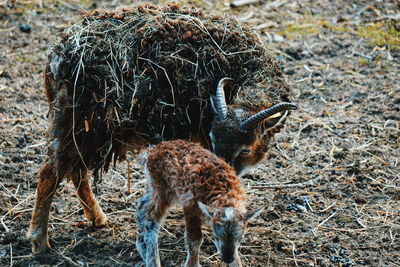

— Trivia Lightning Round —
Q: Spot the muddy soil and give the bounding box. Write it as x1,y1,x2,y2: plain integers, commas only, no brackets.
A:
0,1,399,266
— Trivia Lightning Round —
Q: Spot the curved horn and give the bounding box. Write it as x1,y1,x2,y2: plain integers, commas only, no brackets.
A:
240,102,298,130
215,77,232,121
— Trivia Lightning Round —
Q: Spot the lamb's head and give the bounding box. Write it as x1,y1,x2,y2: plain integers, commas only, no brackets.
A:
209,78,297,176
198,202,263,264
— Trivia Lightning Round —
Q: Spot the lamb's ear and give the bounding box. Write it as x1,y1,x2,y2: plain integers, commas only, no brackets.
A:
245,207,264,222
198,202,214,221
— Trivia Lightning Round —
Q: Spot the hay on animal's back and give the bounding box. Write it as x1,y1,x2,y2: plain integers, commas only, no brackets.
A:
45,2,289,176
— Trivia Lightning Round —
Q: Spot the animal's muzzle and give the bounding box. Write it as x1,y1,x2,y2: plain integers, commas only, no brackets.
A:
221,254,235,264
221,245,235,263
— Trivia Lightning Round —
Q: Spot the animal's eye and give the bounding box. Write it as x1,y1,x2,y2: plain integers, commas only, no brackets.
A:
240,148,251,155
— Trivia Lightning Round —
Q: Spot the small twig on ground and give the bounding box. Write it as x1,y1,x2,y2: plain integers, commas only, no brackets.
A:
356,217,367,228
1,215,10,232
315,212,337,230
51,248,82,267
350,4,372,20
348,38,373,59
374,210,400,216
269,47,295,61
161,226,177,238
275,143,290,160
10,243,13,267
0,118,32,123
230,0,260,8
127,160,131,193
203,252,219,261
263,0,288,11
361,14,400,24
303,41,313,55
319,202,336,213
252,176,322,189
110,169,126,183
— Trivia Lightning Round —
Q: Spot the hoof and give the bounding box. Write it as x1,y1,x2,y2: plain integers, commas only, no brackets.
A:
26,229,51,255
93,213,108,227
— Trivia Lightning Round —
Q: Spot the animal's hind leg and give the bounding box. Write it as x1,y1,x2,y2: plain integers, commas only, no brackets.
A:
27,163,62,254
136,193,151,261
69,168,107,226
136,192,170,267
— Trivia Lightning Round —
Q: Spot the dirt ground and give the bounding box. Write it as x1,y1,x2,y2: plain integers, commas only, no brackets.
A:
0,0,399,266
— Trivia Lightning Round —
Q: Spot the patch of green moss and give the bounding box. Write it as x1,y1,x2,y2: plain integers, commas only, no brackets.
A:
326,24,349,33
278,14,329,38
357,57,369,65
16,52,31,63
356,20,400,49
278,13,399,50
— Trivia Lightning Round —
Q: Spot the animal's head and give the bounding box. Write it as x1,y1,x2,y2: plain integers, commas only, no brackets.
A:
210,78,297,176
198,202,263,264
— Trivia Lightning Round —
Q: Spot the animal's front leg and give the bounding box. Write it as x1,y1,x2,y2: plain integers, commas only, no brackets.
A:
183,205,204,267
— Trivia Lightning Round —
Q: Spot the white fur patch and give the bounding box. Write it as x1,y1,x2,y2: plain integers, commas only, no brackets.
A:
237,164,256,178
224,207,235,220
49,55,63,80
142,160,152,186
139,151,148,167
178,191,194,205
234,108,248,120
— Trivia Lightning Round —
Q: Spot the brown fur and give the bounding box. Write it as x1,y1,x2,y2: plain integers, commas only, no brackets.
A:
146,140,246,210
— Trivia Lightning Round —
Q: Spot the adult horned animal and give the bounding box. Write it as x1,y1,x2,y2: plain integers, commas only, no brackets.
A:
27,3,296,254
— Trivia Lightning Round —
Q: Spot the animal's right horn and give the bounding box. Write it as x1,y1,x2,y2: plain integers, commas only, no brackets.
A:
215,77,232,121
240,102,297,130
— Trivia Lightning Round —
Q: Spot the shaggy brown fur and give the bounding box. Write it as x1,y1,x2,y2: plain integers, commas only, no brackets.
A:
146,140,246,210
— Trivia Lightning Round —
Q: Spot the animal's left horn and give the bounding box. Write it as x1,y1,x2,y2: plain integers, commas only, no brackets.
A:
240,102,298,130
215,77,232,121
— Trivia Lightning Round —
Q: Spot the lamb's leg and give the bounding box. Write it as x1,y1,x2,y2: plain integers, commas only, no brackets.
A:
136,192,170,267
27,163,62,254
70,169,107,226
136,193,151,261
183,205,204,267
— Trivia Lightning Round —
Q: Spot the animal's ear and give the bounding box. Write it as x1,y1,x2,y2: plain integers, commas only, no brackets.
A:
245,207,264,222
198,201,214,221
209,96,218,115
262,111,288,132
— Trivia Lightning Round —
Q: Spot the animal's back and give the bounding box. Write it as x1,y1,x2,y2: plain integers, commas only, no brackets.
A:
146,140,245,206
